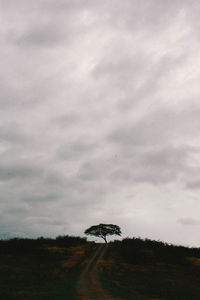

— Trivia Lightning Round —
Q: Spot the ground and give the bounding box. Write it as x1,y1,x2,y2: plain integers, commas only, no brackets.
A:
1,239,200,299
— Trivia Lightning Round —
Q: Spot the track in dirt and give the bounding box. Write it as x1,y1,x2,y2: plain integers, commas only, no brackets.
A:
77,243,118,300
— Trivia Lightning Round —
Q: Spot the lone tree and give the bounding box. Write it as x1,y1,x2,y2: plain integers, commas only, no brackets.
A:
84,223,121,243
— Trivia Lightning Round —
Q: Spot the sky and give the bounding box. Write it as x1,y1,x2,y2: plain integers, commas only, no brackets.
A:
0,0,200,246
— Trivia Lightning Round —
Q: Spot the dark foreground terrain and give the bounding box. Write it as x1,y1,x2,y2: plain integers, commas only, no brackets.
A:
0,236,200,300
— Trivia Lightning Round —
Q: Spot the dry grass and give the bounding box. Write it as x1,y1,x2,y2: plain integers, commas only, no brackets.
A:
0,240,90,300
187,256,200,266
98,240,200,300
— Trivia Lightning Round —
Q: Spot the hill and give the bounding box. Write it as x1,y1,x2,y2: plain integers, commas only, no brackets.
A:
99,238,200,299
0,236,200,299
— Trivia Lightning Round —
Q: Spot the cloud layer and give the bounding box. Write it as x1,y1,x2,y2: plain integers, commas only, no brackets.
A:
1,0,200,246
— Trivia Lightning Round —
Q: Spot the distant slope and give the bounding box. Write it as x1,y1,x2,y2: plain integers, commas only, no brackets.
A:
98,238,200,300
0,236,89,300
0,236,200,299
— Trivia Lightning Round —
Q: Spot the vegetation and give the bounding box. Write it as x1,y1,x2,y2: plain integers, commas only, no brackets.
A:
0,235,90,300
0,234,200,299
99,237,200,299
84,223,121,243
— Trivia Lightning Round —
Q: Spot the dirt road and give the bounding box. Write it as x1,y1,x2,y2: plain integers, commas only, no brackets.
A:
77,243,117,300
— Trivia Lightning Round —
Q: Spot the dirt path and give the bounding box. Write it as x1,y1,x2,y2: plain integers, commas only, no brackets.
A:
77,243,118,300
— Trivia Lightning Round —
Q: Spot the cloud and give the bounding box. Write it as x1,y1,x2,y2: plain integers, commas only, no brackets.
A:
109,104,200,147
185,180,200,189
178,218,200,226
0,161,42,182
103,144,194,185
57,138,98,161
24,191,62,203
0,123,29,144
3,207,30,215
26,217,66,227
0,0,200,245
13,26,66,47
54,113,80,128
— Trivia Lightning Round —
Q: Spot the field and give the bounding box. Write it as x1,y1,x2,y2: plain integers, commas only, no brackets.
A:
0,236,200,299
0,236,91,300
99,238,200,299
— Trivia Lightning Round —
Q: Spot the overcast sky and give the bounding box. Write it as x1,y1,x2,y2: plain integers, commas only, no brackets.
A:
1,0,200,246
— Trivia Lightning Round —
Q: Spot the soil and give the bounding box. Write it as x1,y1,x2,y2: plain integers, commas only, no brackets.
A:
77,243,120,300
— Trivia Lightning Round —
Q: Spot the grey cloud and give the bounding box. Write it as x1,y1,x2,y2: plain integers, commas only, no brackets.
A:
55,113,80,127
10,19,72,47
57,139,97,160
91,2,190,110
0,231,27,239
0,161,42,182
77,162,99,181
178,218,200,226
44,173,66,187
0,69,53,110
1,0,200,245
108,144,194,185
75,142,198,187
92,40,149,102
5,1,94,48
44,0,183,31
3,207,30,215
14,26,65,47
138,145,189,168
186,180,200,189
26,217,66,227
0,84,22,108
105,0,194,32
0,123,29,144
77,155,112,182
109,105,200,147
25,192,61,203
93,52,148,88
109,114,169,147
16,173,67,204
41,0,100,14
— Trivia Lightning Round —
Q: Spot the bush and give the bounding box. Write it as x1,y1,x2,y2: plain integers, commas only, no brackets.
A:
0,235,87,255
112,237,200,266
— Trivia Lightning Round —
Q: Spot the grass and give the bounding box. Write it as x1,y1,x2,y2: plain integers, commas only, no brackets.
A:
99,238,200,300
0,236,92,300
0,236,200,299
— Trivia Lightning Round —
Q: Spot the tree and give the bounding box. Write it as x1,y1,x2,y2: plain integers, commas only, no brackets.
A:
84,223,121,243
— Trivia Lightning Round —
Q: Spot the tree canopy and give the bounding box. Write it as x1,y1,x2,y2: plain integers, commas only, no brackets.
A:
84,223,121,243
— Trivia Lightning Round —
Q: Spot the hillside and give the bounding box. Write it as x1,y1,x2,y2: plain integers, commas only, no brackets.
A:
99,238,200,299
0,236,200,299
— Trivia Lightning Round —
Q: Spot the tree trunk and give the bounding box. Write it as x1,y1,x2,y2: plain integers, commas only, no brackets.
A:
102,237,107,243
